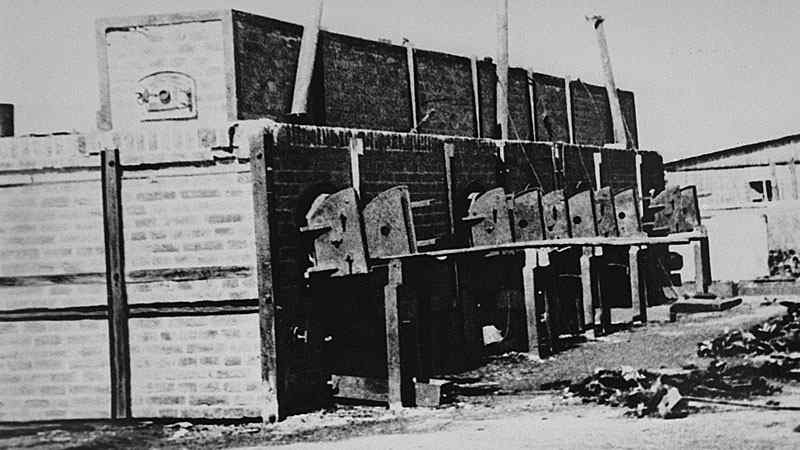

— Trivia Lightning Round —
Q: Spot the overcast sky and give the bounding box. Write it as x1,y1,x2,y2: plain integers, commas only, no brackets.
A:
1,0,798,161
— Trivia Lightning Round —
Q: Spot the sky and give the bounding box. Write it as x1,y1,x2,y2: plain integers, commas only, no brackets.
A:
1,0,798,162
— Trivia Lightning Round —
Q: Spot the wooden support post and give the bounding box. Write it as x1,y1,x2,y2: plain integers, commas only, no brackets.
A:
250,129,282,422
349,137,363,196
527,69,537,141
587,15,627,147
580,246,594,337
385,258,404,410
496,0,509,139
769,160,780,201
565,75,575,144
406,45,419,130
538,248,557,353
290,0,324,116
471,56,482,138
789,157,798,200
629,245,646,324
101,148,131,419
522,249,540,355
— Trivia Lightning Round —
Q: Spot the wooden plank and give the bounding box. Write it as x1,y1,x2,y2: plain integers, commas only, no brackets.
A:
128,299,259,317
249,129,282,422
0,306,107,321
580,247,594,335
471,57,482,138
629,246,645,324
407,46,419,129
694,237,712,294
101,148,130,419
385,259,404,410
521,249,540,355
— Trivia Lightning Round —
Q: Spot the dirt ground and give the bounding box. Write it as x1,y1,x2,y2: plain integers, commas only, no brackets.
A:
2,296,799,449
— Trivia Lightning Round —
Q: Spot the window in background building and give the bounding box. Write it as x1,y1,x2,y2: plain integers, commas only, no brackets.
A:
749,180,773,202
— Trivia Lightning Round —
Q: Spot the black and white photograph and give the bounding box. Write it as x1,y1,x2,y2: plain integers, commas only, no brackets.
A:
0,1,798,448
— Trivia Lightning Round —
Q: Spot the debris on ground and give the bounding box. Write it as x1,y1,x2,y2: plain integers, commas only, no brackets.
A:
696,300,800,377
565,361,781,418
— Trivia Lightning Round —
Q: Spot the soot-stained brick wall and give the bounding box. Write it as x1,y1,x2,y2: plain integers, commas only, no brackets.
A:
319,33,412,131
508,68,533,140
570,80,612,147
413,50,476,136
101,10,639,146
505,142,557,193
562,144,598,196
600,147,637,191
640,151,665,195
477,60,498,138
619,90,639,148
532,73,570,142
233,11,302,121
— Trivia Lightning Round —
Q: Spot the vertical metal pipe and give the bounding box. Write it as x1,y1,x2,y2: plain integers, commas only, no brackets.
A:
0,104,13,137
587,16,627,147
290,0,324,116
496,0,509,140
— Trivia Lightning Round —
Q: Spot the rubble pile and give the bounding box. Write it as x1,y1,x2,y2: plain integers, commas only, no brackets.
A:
697,301,800,377
566,362,781,418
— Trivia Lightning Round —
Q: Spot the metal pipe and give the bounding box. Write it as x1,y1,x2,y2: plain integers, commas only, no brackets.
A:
0,104,13,137
290,0,324,117
587,15,627,147
496,0,509,140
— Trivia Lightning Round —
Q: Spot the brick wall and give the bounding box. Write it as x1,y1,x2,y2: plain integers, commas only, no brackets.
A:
129,314,267,419
562,145,597,196
570,80,612,147
532,73,570,142
122,167,257,304
0,320,111,421
476,60,498,138
413,50,476,136
505,142,557,193
320,33,412,132
105,20,228,128
600,147,637,191
99,10,638,146
233,11,302,121
508,68,533,140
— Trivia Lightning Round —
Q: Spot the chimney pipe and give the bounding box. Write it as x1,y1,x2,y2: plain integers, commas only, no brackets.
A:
0,104,13,137
587,15,628,148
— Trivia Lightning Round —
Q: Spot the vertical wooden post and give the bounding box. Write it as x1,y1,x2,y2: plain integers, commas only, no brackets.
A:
527,69,537,141
789,157,798,200
628,245,646,324
250,129,282,422
538,248,557,353
580,246,594,337
406,45,419,130
471,56,482,138
496,0,509,139
521,249,540,356
769,160,780,201
694,237,712,294
291,0,324,116
101,148,130,419
565,76,575,144
385,258,404,410
349,137,363,196
587,15,627,147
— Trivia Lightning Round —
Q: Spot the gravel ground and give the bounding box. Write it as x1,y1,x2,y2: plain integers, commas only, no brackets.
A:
1,296,797,449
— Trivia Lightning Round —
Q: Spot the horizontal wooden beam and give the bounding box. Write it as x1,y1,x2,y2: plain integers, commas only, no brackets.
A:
0,265,254,287
128,299,259,318
373,231,707,261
